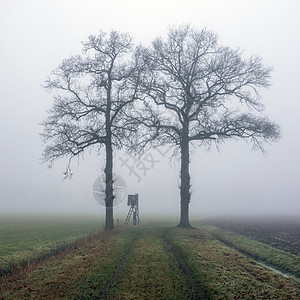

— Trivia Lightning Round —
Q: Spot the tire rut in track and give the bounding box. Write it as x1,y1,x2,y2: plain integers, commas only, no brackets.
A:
162,231,208,300
99,233,139,299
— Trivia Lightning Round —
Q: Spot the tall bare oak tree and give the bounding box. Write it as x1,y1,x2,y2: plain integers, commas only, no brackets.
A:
137,25,280,227
41,31,139,230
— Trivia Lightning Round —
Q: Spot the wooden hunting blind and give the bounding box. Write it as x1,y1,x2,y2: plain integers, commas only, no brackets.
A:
125,194,141,225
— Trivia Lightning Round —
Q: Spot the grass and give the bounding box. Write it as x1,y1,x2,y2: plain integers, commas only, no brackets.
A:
198,222,300,278
0,228,137,299
0,215,102,275
1,218,300,299
168,226,300,299
107,227,197,300
203,216,300,255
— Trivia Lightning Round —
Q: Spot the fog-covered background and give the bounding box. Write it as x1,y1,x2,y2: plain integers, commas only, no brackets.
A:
0,0,299,219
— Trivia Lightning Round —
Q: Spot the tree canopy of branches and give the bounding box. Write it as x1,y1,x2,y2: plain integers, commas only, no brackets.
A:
42,25,280,230
137,25,280,227
41,30,139,230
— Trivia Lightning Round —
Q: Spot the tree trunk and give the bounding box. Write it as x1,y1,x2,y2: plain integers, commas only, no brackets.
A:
177,136,192,227
104,135,114,230
105,78,114,230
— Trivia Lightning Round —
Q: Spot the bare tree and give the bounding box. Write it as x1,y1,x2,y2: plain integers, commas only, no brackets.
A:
137,25,280,227
41,30,139,230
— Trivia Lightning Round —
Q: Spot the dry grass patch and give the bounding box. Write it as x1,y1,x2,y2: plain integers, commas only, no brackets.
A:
169,227,300,299
0,229,136,299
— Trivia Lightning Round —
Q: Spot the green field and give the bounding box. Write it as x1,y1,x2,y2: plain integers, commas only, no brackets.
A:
0,215,102,275
1,217,300,299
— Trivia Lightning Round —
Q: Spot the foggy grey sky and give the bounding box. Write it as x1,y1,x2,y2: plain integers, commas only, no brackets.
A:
0,0,299,218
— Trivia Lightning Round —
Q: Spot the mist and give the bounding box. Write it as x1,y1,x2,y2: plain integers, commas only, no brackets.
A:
0,0,300,219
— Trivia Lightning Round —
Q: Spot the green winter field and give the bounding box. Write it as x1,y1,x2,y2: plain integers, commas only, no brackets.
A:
0,216,300,299
0,215,102,275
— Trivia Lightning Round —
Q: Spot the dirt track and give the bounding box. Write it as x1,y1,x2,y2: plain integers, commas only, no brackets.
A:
1,226,300,299
162,230,207,300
